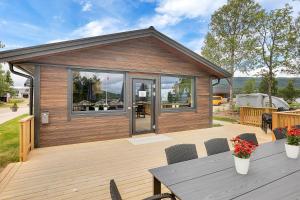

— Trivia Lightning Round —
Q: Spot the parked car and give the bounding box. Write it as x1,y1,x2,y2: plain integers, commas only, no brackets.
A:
213,96,223,106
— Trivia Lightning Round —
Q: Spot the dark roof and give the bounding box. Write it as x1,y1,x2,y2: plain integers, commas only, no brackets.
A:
0,26,231,78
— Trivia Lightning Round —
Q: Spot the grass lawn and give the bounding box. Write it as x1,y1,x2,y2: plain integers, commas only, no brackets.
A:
213,116,238,123
0,114,28,170
212,123,223,127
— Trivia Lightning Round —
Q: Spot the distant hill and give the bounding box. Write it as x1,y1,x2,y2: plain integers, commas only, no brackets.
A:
233,77,300,89
213,77,300,95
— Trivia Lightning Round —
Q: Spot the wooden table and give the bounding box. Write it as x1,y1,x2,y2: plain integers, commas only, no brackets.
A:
149,140,300,200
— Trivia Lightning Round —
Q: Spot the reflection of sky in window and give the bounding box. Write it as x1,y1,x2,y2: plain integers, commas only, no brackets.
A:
79,72,123,94
161,76,180,102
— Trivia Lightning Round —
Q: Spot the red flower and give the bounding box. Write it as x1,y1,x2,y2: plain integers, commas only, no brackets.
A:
231,136,257,159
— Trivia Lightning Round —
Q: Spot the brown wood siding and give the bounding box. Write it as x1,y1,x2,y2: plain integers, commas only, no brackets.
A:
36,36,211,147
39,67,129,147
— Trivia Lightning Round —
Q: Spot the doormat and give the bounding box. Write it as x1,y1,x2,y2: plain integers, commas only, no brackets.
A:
128,135,172,145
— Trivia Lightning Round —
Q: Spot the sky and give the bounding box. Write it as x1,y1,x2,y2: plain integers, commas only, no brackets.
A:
0,0,299,86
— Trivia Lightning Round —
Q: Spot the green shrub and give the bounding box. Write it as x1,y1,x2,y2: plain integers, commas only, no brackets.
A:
8,98,24,104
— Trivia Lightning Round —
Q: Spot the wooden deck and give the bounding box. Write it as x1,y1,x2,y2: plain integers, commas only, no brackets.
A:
0,124,272,200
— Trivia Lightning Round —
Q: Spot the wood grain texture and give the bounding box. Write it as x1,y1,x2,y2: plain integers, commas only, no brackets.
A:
36,36,211,146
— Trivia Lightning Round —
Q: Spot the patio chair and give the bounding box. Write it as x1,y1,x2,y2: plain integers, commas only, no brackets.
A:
272,128,287,140
165,144,198,165
261,113,272,133
238,133,258,145
204,138,230,156
110,179,175,200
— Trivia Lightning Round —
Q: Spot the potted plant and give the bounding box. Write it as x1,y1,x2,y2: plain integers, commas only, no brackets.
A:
231,137,257,175
10,102,18,112
285,128,300,159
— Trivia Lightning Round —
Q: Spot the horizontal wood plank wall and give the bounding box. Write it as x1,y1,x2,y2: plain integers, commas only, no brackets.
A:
34,36,211,147
29,37,203,76
39,67,129,147
158,75,210,133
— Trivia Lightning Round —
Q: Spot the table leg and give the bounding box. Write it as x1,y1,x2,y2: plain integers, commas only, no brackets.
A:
153,176,161,195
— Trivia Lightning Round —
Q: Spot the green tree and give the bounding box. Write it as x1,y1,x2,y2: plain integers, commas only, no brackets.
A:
258,74,278,95
0,41,4,48
243,79,256,94
201,0,262,104
5,71,13,86
253,5,296,105
0,64,9,97
286,15,300,75
279,80,297,103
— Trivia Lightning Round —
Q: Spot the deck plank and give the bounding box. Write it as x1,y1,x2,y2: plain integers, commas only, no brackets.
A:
0,124,271,200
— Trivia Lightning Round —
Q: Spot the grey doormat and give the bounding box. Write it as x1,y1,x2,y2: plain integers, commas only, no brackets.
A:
128,135,172,145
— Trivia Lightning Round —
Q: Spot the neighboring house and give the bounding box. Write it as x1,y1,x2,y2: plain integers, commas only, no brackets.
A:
13,86,30,98
0,27,231,147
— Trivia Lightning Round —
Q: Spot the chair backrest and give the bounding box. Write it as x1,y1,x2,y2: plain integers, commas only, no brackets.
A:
295,125,300,129
165,144,198,165
204,138,230,156
238,133,258,145
273,128,287,140
110,179,122,200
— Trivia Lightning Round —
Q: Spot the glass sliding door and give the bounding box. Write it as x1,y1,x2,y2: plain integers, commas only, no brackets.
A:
132,79,155,134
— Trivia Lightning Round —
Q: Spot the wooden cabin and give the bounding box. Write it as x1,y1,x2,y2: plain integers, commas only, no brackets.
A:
0,27,231,147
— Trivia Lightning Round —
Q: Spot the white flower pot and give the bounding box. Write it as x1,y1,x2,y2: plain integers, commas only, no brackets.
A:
94,107,99,111
285,143,299,159
234,156,250,175
103,106,108,111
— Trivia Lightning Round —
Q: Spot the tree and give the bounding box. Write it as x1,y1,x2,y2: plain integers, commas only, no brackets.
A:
258,74,278,95
0,41,4,48
243,79,256,94
286,15,300,75
5,71,13,86
254,5,296,106
201,0,262,105
279,80,297,103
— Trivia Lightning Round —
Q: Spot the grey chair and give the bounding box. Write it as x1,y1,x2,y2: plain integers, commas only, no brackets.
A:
295,125,300,129
110,179,175,200
238,133,258,145
204,138,230,156
273,128,287,140
165,144,198,165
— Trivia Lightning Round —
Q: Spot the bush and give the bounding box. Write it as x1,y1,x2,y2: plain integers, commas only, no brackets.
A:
8,98,24,104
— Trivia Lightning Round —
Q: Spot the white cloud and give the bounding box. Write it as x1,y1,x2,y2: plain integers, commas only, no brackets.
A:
138,14,181,28
156,0,226,18
256,0,300,17
47,38,69,43
186,38,205,54
72,18,124,37
138,0,226,28
81,1,92,12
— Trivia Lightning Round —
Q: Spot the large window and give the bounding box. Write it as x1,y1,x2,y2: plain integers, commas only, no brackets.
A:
160,76,195,109
72,70,124,113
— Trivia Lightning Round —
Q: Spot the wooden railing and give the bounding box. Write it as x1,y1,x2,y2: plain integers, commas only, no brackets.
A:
240,106,277,126
19,116,34,162
272,110,300,130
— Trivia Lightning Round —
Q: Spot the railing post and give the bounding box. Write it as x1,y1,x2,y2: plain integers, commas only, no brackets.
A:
19,122,23,162
19,116,34,162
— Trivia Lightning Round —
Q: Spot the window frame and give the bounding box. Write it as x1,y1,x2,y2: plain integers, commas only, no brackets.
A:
69,68,127,116
160,75,196,113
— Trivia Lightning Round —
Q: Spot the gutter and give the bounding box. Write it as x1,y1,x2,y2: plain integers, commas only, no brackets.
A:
9,63,33,115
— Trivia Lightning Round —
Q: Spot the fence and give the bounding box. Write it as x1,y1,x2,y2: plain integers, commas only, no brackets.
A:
240,106,277,127
272,110,300,130
19,115,34,161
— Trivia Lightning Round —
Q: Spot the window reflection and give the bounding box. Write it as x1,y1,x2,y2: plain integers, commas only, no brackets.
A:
72,70,124,112
161,76,194,109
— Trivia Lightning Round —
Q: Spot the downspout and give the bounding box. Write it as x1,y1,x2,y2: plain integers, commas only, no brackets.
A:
9,63,33,115
212,78,220,86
